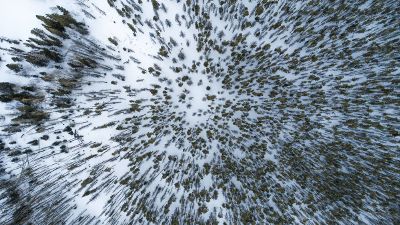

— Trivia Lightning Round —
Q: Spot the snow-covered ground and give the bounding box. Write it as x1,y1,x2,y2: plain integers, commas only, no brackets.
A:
0,0,399,224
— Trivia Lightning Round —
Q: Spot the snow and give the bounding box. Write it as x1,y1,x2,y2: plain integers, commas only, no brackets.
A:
0,0,398,224
0,0,53,40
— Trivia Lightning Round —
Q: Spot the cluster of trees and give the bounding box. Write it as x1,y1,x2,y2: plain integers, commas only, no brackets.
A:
0,0,398,224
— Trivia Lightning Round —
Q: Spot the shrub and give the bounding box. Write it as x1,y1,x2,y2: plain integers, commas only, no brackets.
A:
6,64,22,73
108,37,118,46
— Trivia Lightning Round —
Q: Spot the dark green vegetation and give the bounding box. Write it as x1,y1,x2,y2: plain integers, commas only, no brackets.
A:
0,0,399,225
0,6,118,224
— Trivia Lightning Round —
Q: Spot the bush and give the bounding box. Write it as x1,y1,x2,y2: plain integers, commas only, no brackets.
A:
108,37,118,46
6,64,22,73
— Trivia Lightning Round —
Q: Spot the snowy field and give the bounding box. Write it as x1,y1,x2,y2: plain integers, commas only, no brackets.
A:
0,0,399,224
